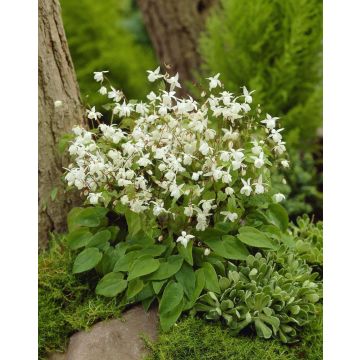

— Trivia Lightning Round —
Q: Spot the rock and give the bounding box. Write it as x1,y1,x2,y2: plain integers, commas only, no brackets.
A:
52,305,158,360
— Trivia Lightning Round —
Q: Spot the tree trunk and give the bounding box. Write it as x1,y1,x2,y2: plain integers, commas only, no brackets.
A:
38,0,84,248
137,0,218,93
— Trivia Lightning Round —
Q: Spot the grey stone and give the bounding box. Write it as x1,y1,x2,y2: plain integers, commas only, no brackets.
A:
50,305,158,360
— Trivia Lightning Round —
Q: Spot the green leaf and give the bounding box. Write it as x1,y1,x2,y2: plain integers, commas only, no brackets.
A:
125,209,142,236
95,272,127,297
127,229,154,246
67,228,92,250
175,263,196,300
177,241,193,265
141,245,167,257
146,255,183,281
126,278,144,299
204,235,249,260
266,204,289,232
160,299,184,332
67,207,84,232
237,227,277,250
72,207,108,228
152,280,167,295
202,262,220,294
128,256,160,281
72,247,102,274
159,281,184,331
255,319,273,339
87,230,111,247
113,251,139,272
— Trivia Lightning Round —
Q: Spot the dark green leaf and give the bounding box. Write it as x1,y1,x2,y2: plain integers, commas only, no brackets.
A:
266,204,289,232
95,272,127,297
128,256,160,280
204,235,249,260
202,262,220,294
146,255,183,281
87,230,111,247
177,241,193,265
72,247,102,274
175,263,196,300
126,278,144,299
67,228,92,250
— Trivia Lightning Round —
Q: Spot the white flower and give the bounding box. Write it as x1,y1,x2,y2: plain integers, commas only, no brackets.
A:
99,86,107,95
225,187,234,196
88,192,102,205
86,106,102,120
252,152,265,168
137,154,152,167
166,73,181,91
281,160,290,168
207,73,221,90
251,141,262,155
261,113,279,130
240,178,252,196
242,86,255,103
222,172,232,184
169,183,183,199
220,211,238,222
192,171,202,181
184,206,194,217
152,201,166,216
147,91,158,101
253,175,265,194
273,193,286,203
199,141,211,155
219,151,231,162
147,66,162,82
54,100,63,108
93,71,108,82
204,248,211,256
108,87,123,102
176,231,194,248
270,128,284,143
274,141,286,154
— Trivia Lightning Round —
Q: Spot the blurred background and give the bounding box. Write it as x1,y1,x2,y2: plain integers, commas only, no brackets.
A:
60,0,322,221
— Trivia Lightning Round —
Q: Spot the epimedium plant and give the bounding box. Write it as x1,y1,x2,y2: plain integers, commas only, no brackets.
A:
62,68,294,332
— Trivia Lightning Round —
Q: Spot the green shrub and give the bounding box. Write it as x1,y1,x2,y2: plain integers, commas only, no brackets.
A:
195,253,321,343
38,234,123,359
200,0,323,149
144,315,322,360
60,0,157,111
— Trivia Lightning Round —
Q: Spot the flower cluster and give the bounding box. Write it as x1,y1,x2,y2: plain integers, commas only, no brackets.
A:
65,69,288,245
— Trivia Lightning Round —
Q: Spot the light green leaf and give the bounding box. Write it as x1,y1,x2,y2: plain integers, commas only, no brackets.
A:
146,255,183,281
177,241,193,265
67,228,92,250
87,230,111,247
126,278,144,299
255,319,273,339
204,235,249,260
175,263,196,300
113,251,139,272
202,262,220,294
72,247,102,274
128,256,160,280
96,272,127,297
237,227,277,250
266,204,289,232
72,207,108,228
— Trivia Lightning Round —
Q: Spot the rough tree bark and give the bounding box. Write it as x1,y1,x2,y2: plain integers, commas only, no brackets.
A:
137,0,218,93
38,0,84,248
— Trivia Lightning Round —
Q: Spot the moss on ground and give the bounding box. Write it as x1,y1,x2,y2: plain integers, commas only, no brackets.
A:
144,315,322,360
38,235,123,359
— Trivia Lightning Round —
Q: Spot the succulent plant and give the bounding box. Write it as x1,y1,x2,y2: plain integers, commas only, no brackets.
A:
195,253,321,343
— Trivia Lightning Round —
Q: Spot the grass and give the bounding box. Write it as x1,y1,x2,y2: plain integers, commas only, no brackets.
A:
38,235,124,359
144,315,322,360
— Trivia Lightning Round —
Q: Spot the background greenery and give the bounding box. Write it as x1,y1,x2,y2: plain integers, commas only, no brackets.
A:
61,0,157,109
